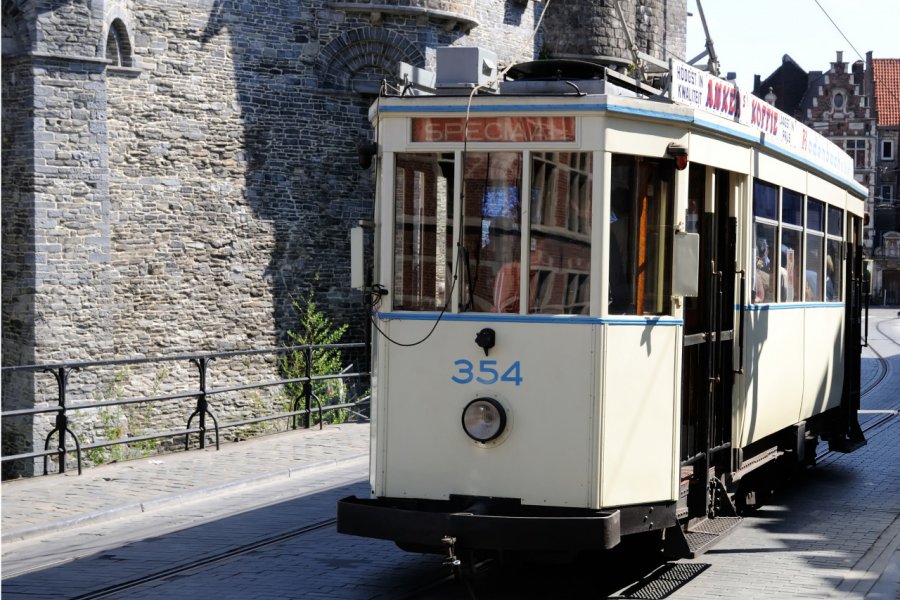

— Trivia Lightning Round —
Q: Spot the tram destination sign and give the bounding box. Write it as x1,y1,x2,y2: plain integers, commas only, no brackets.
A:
668,59,854,182
412,116,576,143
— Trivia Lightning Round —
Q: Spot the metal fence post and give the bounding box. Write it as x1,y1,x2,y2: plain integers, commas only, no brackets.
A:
43,367,82,475
198,357,208,448
186,357,219,450
303,347,313,429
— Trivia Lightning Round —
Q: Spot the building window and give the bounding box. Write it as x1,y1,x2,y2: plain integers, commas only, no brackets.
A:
881,185,894,203
885,234,900,259
105,19,133,67
833,92,845,110
845,139,867,169
882,140,895,161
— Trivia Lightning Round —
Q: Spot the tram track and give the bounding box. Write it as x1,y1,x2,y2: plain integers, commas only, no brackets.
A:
52,318,900,600
856,317,900,435
818,316,900,464
69,518,338,600
396,558,496,600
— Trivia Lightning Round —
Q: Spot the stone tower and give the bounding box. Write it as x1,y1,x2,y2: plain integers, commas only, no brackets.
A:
542,0,686,73
2,0,687,475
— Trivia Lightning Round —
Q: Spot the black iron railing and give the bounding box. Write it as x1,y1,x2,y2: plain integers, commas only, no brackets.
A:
1,344,370,476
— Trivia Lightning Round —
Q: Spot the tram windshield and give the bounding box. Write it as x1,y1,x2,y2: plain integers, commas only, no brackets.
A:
460,152,523,313
391,151,675,316
392,153,455,311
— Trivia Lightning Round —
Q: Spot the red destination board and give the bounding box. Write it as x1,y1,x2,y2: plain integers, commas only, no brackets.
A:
412,116,576,143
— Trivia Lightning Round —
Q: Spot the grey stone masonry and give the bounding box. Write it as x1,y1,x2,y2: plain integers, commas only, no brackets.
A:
2,1,687,473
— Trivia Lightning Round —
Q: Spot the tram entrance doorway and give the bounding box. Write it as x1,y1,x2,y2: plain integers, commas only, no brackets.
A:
680,166,736,518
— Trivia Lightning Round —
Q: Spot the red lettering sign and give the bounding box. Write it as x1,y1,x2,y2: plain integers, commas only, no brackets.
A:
412,117,576,143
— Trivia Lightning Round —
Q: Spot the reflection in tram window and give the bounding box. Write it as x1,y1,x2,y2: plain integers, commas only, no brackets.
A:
780,229,800,302
780,189,804,303
608,155,674,316
461,152,523,313
529,152,592,314
753,180,778,304
393,153,454,310
826,205,843,301
806,198,825,301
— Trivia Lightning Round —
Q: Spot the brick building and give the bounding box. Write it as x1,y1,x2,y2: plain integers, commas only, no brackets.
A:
871,58,900,304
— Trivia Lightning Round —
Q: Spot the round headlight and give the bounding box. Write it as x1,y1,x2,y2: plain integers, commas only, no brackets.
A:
462,397,506,443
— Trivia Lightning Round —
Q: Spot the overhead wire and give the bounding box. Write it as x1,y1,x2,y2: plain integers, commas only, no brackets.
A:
812,0,865,63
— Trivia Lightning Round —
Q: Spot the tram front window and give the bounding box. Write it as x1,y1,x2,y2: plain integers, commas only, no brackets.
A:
529,152,593,314
393,153,454,310
608,155,675,316
460,152,523,313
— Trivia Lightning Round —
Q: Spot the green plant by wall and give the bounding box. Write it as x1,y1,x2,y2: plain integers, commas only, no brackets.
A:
280,287,350,426
79,367,165,466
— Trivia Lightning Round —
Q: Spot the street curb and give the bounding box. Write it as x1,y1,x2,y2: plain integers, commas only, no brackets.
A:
1,452,368,544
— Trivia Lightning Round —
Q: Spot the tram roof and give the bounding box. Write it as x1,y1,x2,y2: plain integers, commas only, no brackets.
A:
373,56,867,199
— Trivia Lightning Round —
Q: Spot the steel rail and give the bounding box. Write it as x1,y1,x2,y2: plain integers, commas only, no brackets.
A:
67,518,338,600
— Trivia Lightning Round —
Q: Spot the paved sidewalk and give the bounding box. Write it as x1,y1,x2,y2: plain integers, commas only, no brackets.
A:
0,422,369,544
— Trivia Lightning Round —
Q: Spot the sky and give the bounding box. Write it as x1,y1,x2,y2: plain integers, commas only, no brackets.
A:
684,0,900,92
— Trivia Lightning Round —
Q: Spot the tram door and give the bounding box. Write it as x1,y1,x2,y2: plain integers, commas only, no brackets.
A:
680,166,736,515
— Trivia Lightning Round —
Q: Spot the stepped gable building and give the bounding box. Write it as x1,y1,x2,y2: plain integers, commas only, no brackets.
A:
1,0,686,474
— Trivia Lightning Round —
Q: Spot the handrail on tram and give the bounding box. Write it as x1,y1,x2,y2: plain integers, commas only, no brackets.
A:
735,270,746,374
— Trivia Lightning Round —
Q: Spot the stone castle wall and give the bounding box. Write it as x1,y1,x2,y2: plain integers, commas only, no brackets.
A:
2,0,684,474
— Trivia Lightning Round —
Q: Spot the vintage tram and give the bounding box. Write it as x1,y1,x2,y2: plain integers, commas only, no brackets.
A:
337,47,867,559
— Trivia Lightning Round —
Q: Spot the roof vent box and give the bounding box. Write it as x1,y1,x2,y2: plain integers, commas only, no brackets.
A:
436,47,498,92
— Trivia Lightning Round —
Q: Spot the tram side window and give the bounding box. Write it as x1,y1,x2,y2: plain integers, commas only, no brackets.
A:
608,155,674,316
826,206,843,301
460,152,523,313
753,180,778,304
529,152,592,314
806,198,825,301
392,153,454,311
779,188,804,302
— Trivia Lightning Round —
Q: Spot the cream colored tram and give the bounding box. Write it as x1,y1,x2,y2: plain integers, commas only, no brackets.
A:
338,50,867,559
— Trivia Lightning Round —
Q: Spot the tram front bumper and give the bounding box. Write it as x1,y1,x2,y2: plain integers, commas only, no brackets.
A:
336,495,621,552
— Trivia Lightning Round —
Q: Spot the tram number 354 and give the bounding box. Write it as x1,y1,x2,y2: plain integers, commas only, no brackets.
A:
451,360,523,386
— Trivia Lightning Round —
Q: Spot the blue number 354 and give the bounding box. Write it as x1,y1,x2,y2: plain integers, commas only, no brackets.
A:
452,359,522,386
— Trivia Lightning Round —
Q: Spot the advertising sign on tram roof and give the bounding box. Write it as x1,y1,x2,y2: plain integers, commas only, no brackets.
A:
668,59,855,185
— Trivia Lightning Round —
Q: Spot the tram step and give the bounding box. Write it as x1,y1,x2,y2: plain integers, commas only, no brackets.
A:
664,516,742,559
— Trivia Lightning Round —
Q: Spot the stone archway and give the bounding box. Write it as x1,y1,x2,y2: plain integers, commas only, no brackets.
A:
316,27,425,93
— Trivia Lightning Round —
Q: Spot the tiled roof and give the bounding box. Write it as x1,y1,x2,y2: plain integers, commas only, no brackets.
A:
873,58,900,127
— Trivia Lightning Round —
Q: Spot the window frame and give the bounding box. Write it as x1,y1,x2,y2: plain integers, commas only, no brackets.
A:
804,198,826,303
845,138,867,169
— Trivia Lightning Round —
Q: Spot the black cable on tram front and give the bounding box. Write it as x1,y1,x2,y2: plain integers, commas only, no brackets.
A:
363,79,460,348
367,1,555,348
